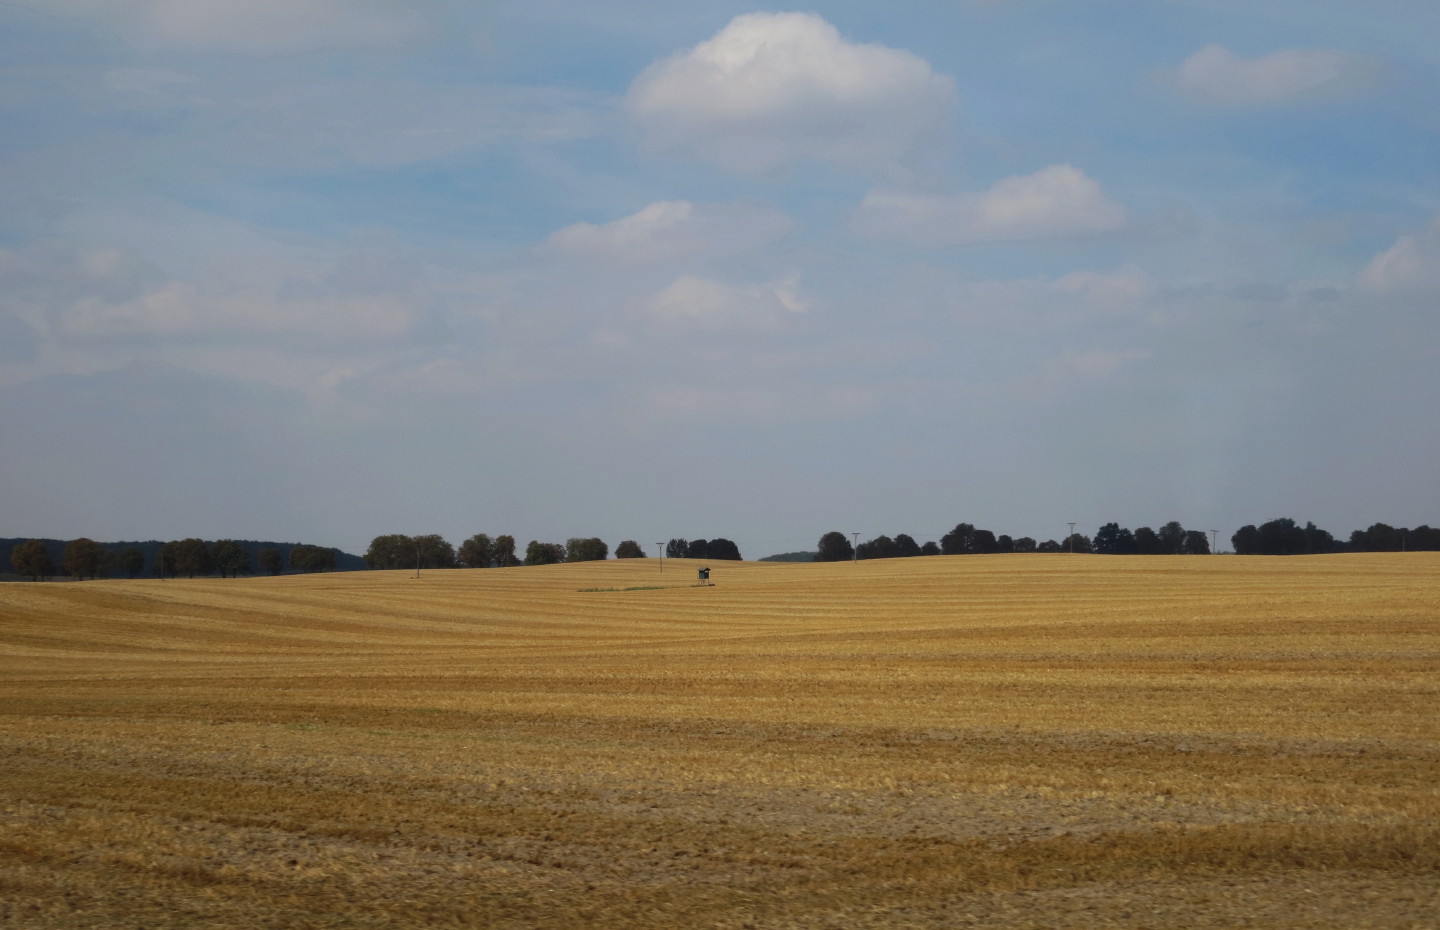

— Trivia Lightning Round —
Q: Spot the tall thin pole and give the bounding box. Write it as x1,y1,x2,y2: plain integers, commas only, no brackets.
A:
415,541,421,579
655,543,664,572
1067,523,1076,553
851,532,860,562
1209,530,1219,553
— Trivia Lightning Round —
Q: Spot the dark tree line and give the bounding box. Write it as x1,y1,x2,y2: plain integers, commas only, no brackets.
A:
1230,519,1440,555
6,537,353,580
664,538,743,560
362,533,707,569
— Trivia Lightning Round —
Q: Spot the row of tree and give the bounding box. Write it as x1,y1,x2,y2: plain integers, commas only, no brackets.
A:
813,518,1440,561
7,537,349,581
361,534,744,570
664,538,743,561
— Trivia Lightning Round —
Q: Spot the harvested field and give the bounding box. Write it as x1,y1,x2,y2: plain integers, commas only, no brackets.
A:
1,553,1437,929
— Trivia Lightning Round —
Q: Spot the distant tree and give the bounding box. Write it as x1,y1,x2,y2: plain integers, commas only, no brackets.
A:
1409,525,1440,551
365,534,414,570
154,542,177,578
172,538,212,578
684,539,710,559
759,551,815,562
211,539,250,578
290,545,335,573
971,529,999,554
940,523,976,555
458,534,495,568
894,534,921,558
920,541,941,556
995,535,1015,554
1011,537,1035,554
119,546,146,579
1133,526,1161,555
708,538,742,561
1232,525,1261,555
1061,533,1094,554
524,540,565,565
62,538,105,580
566,537,609,562
856,535,898,560
258,548,284,576
1036,539,1062,553
1257,518,1305,555
1303,522,1335,554
1093,523,1137,555
493,535,519,567
1350,523,1401,552
11,539,54,581
414,535,456,569
666,539,689,559
1157,521,1186,556
815,531,854,562
1181,530,1211,555
614,540,646,559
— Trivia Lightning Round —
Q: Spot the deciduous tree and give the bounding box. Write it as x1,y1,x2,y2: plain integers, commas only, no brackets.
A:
459,534,494,568
211,539,250,578
1157,521,1186,556
172,538,212,578
708,538,742,560
365,534,413,570
815,531,853,562
119,546,145,579
614,540,646,559
524,540,565,565
258,548,284,576
11,540,54,581
493,535,519,567
62,538,104,580
566,537,609,562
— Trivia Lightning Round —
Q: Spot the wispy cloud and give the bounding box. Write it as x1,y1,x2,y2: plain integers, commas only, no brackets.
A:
853,165,1127,246
1174,44,1367,105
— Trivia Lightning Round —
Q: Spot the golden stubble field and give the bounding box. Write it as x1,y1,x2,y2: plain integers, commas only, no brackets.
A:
1,554,1437,929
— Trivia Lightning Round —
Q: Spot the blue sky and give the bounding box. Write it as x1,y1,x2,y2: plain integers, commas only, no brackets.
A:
2,0,1437,557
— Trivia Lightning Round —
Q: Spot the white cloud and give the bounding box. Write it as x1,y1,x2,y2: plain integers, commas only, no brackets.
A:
1,244,417,344
1357,213,1440,293
1175,44,1364,106
547,200,792,263
626,12,955,175
22,0,427,54
853,164,1127,246
644,274,809,330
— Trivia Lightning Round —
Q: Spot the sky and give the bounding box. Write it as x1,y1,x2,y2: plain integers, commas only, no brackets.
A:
2,0,1438,558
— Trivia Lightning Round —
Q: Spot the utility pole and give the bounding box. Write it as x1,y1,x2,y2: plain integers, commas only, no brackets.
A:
1209,530,1219,553
1067,523,1076,554
655,542,664,572
851,532,860,562
414,540,421,579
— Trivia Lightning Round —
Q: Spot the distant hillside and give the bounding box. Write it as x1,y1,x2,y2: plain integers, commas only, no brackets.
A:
759,551,816,562
1,538,365,579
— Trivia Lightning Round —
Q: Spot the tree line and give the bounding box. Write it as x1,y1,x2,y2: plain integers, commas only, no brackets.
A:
808,517,1440,561
5,537,356,581
363,533,743,570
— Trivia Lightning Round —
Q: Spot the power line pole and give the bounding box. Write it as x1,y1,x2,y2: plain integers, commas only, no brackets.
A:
1067,523,1076,554
1209,530,1219,553
655,542,663,572
851,532,860,562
